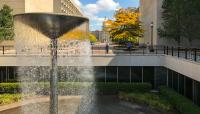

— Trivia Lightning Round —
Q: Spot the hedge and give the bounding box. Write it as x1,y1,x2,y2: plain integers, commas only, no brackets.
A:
160,86,200,114
96,83,152,93
0,83,21,93
0,94,21,105
119,92,172,112
0,82,152,94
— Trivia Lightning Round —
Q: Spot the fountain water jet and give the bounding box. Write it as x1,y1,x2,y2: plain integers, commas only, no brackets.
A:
14,13,89,114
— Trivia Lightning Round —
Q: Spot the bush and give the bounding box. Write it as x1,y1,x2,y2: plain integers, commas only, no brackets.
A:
0,94,21,105
96,83,152,93
119,92,172,112
0,83,21,93
160,86,200,114
0,82,152,95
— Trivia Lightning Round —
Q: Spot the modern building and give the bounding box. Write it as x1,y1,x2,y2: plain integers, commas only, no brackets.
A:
0,0,82,16
139,0,200,47
102,19,111,43
91,30,103,41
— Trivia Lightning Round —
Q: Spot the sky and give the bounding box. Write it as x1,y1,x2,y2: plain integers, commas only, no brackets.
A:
73,0,140,31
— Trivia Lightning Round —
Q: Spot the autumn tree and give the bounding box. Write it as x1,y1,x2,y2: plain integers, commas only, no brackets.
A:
106,8,144,44
0,5,14,40
89,33,97,43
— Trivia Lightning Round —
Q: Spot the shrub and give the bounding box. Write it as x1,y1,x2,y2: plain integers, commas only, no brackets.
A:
160,86,200,114
96,83,152,93
0,83,21,93
0,82,152,95
119,92,172,112
0,94,21,105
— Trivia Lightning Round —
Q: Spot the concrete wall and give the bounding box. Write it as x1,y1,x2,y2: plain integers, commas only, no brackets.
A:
25,0,53,13
0,0,83,16
0,55,164,67
163,55,200,83
0,55,199,82
0,0,25,15
140,0,159,45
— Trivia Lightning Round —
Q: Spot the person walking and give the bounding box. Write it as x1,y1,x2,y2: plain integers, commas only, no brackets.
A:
127,42,132,53
105,43,109,54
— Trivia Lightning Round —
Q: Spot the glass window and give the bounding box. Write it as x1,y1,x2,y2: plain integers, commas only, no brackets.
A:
185,77,193,100
168,69,173,88
131,67,142,83
173,72,179,91
118,67,130,83
106,66,117,82
178,74,185,95
194,81,200,106
155,67,167,88
94,67,105,82
143,67,154,88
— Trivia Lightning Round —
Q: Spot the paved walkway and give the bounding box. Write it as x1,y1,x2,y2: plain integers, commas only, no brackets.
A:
86,96,164,114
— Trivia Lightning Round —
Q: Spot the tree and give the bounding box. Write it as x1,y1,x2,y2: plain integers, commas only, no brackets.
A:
158,0,184,45
0,4,14,40
181,0,200,44
89,33,97,43
106,8,144,44
158,0,200,46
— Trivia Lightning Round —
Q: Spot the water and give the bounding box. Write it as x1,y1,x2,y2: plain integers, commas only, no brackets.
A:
14,13,95,114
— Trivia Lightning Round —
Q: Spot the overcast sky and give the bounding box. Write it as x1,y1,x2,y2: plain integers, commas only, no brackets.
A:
73,0,139,31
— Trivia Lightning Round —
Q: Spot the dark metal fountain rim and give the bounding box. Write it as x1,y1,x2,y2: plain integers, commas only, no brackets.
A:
14,12,89,39
14,12,89,21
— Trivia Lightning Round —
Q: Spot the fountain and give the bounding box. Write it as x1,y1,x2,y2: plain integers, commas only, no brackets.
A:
14,13,89,114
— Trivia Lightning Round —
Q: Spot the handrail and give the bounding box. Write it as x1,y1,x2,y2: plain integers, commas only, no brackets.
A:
0,45,199,62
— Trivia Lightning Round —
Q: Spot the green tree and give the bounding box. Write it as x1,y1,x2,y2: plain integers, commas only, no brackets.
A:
158,0,184,45
181,0,200,44
0,4,14,40
158,0,200,46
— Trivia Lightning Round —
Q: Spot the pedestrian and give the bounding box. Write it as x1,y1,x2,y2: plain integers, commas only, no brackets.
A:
105,43,109,54
127,42,132,52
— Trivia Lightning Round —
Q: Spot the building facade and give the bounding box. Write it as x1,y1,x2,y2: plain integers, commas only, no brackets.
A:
102,19,111,43
140,0,200,47
91,30,103,41
0,0,82,16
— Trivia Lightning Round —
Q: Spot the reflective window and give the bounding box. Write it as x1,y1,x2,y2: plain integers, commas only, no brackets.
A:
131,67,142,83
94,67,105,82
118,67,130,82
106,66,117,82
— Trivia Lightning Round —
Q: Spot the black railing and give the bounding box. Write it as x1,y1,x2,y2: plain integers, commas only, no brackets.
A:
0,45,200,63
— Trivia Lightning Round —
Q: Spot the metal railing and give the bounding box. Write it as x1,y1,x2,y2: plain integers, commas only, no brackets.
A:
0,45,200,63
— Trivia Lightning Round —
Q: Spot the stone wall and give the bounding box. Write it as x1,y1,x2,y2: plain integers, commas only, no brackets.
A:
0,0,25,15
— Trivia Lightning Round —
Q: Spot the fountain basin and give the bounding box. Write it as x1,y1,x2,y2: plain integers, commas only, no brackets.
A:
0,96,81,114
14,13,89,39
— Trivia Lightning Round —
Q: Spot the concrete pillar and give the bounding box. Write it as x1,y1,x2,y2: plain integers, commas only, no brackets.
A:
130,67,132,84
192,80,195,103
178,74,180,93
117,66,118,83
184,76,186,96
105,66,107,83
6,67,8,82
166,69,169,87
142,67,144,83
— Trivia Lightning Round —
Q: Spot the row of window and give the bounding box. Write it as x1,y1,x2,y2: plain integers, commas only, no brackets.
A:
0,66,200,106
60,0,82,16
